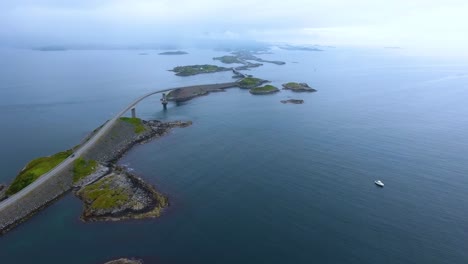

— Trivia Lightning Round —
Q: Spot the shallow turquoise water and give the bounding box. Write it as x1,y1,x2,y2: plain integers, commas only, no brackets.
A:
0,48,468,263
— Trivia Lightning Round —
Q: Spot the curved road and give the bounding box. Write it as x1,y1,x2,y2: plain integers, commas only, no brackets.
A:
0,82,236,211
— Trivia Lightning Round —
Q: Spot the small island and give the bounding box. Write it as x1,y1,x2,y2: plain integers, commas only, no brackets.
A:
237,77,269,89
249,85,280,95
281,99,304,104
170,65,230,76
282,82,317,92
158,51,188,55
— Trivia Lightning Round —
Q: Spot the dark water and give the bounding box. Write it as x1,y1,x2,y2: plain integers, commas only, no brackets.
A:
0,48,468,263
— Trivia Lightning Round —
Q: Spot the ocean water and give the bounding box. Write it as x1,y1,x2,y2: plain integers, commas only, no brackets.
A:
0,48,468,263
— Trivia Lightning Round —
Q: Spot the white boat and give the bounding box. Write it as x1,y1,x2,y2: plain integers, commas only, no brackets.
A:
374,180,384,187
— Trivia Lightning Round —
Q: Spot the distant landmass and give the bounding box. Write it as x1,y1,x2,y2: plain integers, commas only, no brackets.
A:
158,51,188,55
278,45,323,51
33,46,68,51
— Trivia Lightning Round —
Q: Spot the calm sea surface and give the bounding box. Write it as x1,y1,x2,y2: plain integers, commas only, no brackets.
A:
0,48,467,263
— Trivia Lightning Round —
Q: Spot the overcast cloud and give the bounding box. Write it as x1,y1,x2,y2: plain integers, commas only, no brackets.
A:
1,0,467,54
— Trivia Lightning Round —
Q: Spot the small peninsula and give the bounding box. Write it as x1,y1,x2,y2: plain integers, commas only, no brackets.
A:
170,65,230,76
76,167,167,221
73,118,192,221
159,51,188,55
250,85,280,95
282,82,317,92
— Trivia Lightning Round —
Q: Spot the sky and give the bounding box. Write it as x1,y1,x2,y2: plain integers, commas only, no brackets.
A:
1,0,468,55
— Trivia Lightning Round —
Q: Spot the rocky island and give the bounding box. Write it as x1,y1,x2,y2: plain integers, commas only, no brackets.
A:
170,64,230,76
282,82,317,92
159,51,188,55
250,85,280,95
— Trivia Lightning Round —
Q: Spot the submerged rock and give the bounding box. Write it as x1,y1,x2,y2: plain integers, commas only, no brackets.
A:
281,99,304,104
104,258,143,264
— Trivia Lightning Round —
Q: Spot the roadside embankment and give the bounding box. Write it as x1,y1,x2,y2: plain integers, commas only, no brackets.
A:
0,118,191,235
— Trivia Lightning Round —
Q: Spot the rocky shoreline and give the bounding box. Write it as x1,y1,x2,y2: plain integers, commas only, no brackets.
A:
282,82,317,92
0,185,6,201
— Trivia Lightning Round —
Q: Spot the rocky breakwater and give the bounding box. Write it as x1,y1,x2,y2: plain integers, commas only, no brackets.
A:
282,82,317,92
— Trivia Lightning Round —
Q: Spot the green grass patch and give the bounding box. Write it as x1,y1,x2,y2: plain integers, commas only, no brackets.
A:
7,150,73,196
80,178,130,209
238,77,265,88
73,157,98,183
119,117,146,133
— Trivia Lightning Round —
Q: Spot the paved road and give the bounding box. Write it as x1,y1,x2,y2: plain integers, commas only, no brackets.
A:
0,82,236,211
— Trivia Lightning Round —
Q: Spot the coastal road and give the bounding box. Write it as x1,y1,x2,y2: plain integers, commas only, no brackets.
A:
0,82,238,212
